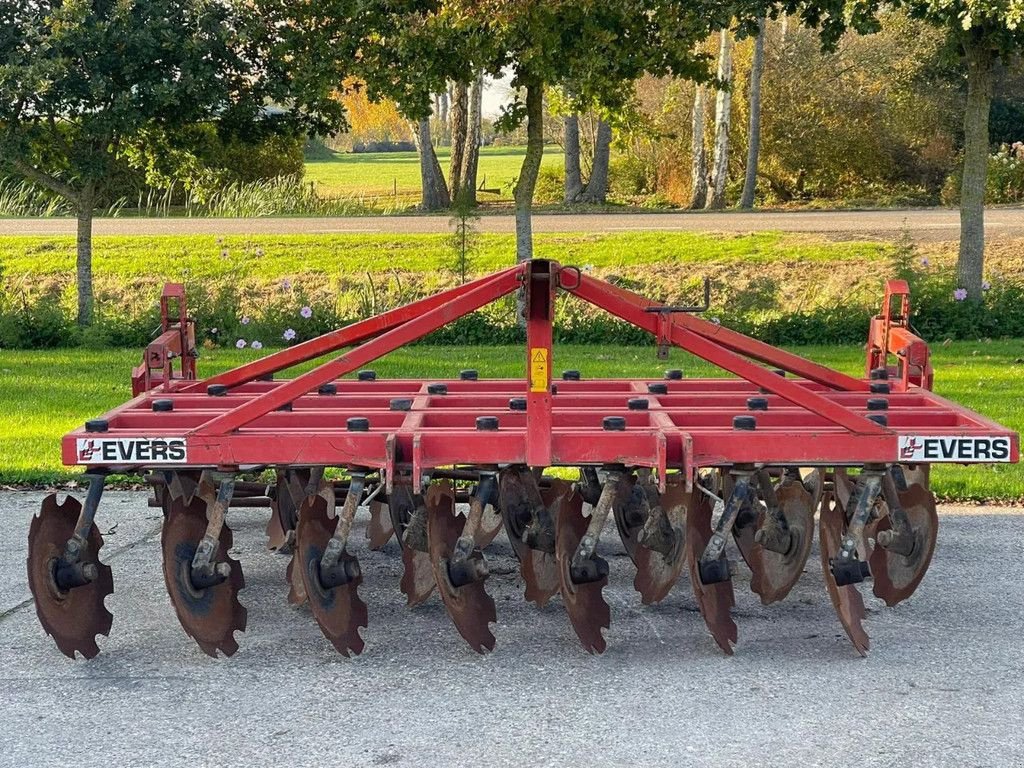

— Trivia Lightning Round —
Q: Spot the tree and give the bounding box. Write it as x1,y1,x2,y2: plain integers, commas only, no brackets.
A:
563,115,586,203
0,0,343,325
707,29,734,209
581,119,613,203
449,82,469,198
740,19,767,208
691,86,710,208
413,118,452,210
443,0,745,261
785,0,1024,299
460,72,485,204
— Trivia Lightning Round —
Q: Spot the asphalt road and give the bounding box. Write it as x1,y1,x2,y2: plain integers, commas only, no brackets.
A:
3,207,1024,241
2,490,1023,767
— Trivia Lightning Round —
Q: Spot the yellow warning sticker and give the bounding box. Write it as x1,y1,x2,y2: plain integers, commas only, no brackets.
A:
529,347,549,392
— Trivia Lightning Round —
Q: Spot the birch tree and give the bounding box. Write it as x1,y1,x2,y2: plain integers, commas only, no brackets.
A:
707,29,734,210
691,86,709,209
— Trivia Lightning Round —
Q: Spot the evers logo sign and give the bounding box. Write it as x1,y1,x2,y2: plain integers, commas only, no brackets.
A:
897,435,1012,463
76,437,187,465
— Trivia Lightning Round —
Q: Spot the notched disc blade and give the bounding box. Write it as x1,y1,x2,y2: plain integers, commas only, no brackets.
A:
632,477,688,605
498,469,560,608
870,483,938,607
367,501,394,550
685,490,737,654
748,479,816,605
27,494,114,660
295,496,368,656
554,490,611,654
161,494,247,658
426,482,497,653
819,491,870,656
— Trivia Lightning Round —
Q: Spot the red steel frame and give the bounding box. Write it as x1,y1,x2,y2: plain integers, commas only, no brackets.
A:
65,260,1019,485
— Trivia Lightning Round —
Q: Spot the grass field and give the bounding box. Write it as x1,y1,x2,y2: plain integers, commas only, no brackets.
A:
1,342,1019,500
1,231,892,279
305,145,563,200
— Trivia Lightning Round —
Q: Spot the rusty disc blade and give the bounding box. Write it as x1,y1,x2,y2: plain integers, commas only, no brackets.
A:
294,495,368,656
27,494,114,660
478,503,504,549
498,469,561,608
611,475,643,564
685,489,737,655
819,490,870,656
832,469,876,560
400,546,436,607
285,552,307,606
747,479,816,605
869,483,938,607
632,477,688,605
266,471,299,553
161,493,247,658
426,481,497,653
554,489,611,654
722,472,756,571
366,500,394,550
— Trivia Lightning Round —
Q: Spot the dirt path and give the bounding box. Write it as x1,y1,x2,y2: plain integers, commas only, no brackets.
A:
3,207,1024,241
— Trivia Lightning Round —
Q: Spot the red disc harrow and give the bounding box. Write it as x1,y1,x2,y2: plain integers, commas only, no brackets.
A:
30,260,1018,658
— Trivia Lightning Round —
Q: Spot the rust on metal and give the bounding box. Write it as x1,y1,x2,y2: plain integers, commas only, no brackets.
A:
555,488,611,654
870,483,939,607
819,490,870,656
425,481,497,653
160,490,247,657
747,475,817,605
294,493,368,656
685,488,737,654
632,475,688,605
27,494,114,659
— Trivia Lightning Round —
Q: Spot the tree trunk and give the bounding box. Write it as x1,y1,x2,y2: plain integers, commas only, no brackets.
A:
581,119,612,203
740,19,766,210
76,194,95,326
707,29,733,210
449,82,469,199
459,72,484,205
690,86,708,209
414,119,451,211
958,38,994,300
563,114,584,203
513,82,544,262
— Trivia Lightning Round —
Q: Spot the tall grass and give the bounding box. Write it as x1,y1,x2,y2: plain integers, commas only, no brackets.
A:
2,175,402,219
0,180,72,217
185,175,388,217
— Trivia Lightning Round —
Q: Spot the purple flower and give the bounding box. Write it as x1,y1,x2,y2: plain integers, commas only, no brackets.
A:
281,279,292,291
953,288,968,301
235,339,247,349
982,280,991,291
210,327,218,335
920,257,929,267
283,328,296,342
710,317,721,325
240,316,251,325
251,340,263,350
300,306,313,319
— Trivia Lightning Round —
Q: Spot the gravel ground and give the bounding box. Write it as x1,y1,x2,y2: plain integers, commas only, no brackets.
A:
2,490,1022,768
4,207,1024,241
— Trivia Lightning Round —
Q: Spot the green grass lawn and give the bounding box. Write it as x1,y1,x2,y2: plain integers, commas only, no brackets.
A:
1,342,1019,500
305,145,563,200
1,231,892,280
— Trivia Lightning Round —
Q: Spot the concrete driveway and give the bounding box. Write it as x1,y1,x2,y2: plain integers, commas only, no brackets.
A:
2,490,1022,767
